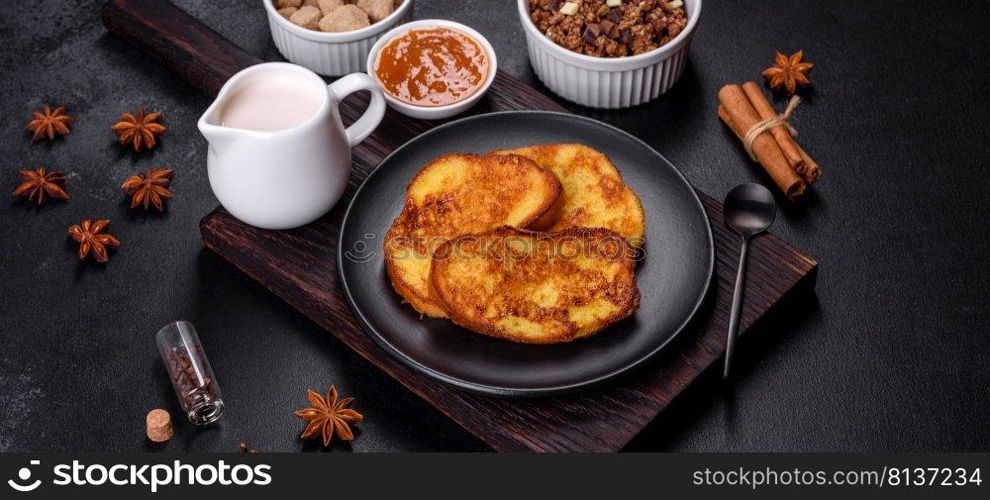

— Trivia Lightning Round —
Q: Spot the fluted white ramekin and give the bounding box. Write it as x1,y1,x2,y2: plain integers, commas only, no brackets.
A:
263,0,414,77
517,0,701,108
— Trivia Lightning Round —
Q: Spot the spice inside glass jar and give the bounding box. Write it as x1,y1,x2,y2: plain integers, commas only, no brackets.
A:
155,321,225,425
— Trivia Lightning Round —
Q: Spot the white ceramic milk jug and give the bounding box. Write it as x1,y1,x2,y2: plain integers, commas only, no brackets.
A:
198,62,385,229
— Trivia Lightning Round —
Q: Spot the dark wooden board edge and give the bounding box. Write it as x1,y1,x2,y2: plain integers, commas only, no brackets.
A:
102,0,262,96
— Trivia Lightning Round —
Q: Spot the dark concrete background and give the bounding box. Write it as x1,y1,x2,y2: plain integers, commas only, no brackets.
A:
2,0,988,452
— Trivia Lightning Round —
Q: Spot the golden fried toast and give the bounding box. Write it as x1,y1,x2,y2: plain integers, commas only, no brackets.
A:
430,226,640,344
492,144,645,245
385,154,563,317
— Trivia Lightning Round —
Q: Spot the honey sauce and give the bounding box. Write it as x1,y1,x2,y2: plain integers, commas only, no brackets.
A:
374,28,489,107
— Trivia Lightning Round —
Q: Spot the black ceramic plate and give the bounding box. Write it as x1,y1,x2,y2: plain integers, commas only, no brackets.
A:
338,111,713,396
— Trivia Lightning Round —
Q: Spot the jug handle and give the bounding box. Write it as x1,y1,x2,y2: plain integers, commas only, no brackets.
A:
328,73,387,148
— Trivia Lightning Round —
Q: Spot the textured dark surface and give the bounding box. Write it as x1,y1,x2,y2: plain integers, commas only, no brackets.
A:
1,0,988,452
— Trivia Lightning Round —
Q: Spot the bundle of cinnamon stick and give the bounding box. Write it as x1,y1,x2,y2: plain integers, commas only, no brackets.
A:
718,82,821,200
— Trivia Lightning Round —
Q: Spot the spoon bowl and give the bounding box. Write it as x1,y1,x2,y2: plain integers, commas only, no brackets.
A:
724,183,776,237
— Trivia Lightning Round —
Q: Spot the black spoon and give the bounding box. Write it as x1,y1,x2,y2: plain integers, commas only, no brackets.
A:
722,183,777,379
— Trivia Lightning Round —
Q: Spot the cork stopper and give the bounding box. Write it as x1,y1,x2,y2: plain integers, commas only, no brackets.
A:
146,409,174,443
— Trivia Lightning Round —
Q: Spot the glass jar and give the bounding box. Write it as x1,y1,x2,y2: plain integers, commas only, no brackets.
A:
155,321,225,425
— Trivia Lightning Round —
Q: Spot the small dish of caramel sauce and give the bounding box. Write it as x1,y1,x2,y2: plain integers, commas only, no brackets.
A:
374,27,490,108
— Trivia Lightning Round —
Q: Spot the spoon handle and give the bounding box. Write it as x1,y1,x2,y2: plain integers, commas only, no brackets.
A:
723,238,750,379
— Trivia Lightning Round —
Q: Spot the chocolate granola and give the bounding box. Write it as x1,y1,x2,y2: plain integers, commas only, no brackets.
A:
529,0,687,58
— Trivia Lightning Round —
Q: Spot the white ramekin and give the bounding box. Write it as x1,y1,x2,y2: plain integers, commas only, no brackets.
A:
517,0,701,109
263,0,414,77
366,19,498,120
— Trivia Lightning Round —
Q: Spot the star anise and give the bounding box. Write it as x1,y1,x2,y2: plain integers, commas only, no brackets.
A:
761,50,814,95
120,167,174,211
68,219,121,263
294,385,363,447
13,167,69,205
26,105,74,141
111,107,166,152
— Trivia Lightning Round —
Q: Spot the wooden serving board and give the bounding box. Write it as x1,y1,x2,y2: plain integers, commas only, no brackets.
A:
104,0,818,451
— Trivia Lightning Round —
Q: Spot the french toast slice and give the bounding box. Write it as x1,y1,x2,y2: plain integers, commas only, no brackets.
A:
492,144,646,246
384,153,563,317
430,226,640,344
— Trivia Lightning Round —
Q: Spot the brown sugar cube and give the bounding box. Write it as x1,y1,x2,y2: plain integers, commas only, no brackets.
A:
278,6,298,19
319,4,370,32
317,0,344,15
275,0,302,8
356,0,395,23
146,409,174,443
289,5,322,30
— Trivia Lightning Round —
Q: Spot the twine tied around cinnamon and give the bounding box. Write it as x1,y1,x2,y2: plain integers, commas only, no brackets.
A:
741,95,801,161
